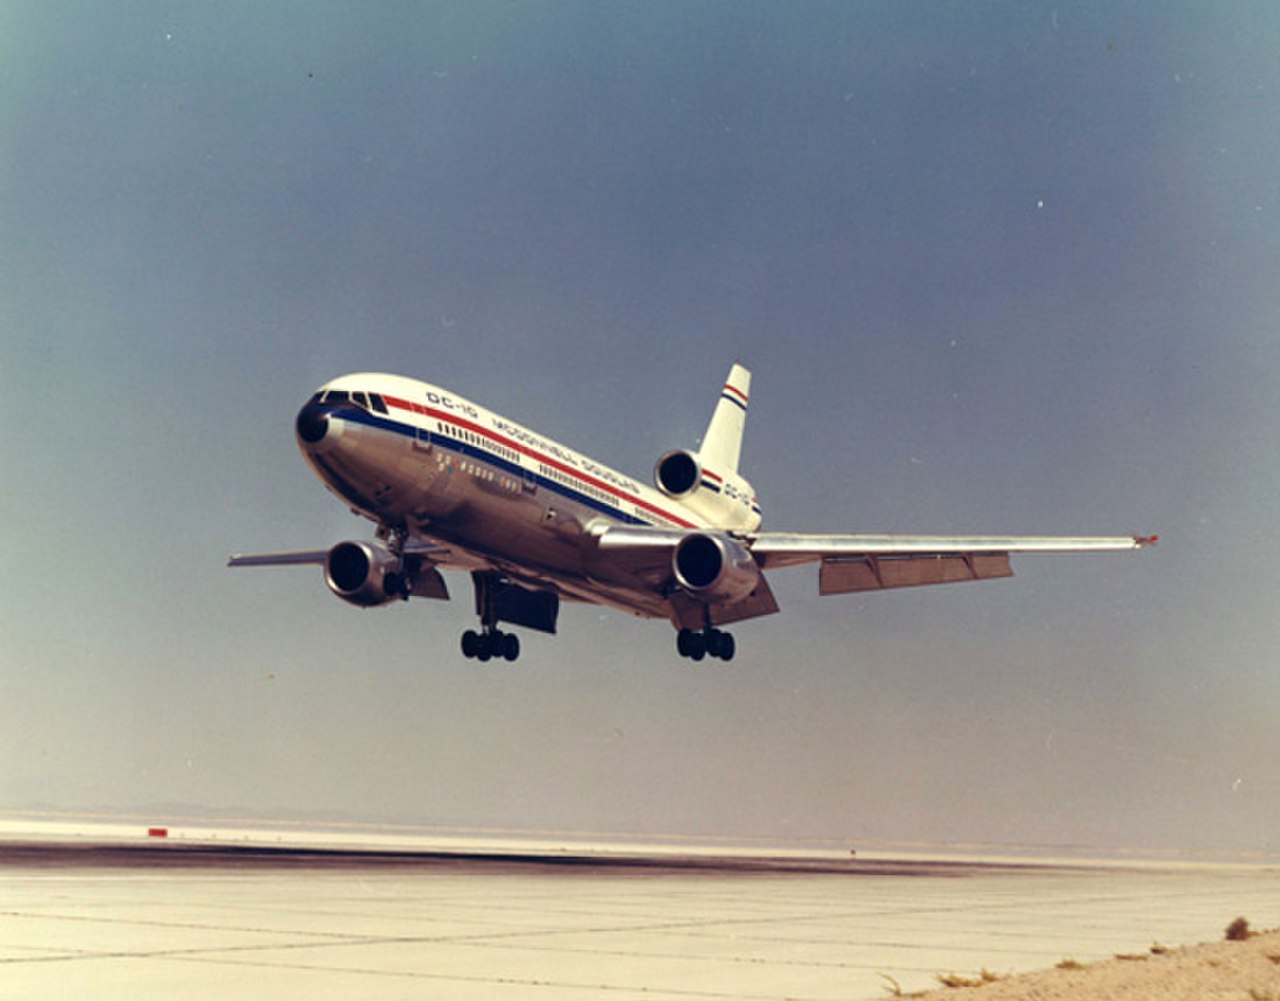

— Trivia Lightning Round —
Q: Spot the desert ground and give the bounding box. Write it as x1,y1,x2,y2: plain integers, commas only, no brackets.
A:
916,927,1280,1001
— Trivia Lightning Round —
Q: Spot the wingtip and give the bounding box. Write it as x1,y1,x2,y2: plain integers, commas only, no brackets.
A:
1134,534,1159,548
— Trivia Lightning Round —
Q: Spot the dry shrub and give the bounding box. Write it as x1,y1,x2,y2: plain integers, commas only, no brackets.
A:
935,970,1002,989
879,973,926,998
1227,917,1252,941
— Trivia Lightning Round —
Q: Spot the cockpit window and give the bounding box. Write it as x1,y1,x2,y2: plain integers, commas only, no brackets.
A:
318,389,385,413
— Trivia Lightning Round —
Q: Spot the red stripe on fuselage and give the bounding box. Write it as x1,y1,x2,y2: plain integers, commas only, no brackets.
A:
381,395,697,529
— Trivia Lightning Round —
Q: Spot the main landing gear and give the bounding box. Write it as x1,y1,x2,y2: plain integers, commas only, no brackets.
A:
676,627,736,662
461,628,519,662
461,571,544,663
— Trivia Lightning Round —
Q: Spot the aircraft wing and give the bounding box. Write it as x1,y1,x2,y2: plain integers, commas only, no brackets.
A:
745,531,1156,594
227,541,456,601
227,539,455,569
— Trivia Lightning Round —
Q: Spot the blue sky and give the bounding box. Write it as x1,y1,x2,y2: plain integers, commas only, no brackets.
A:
2,2,1278,853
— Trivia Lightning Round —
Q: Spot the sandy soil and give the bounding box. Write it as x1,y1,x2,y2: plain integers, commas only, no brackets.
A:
913,929,1280,1001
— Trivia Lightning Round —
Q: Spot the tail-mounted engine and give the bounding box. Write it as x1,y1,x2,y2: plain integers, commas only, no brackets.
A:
654,449,761,530
324,540,403,607
672,532,761,605
654,449,703,500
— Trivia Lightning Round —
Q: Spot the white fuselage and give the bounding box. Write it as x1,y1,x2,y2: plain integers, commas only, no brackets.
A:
298,373,761,620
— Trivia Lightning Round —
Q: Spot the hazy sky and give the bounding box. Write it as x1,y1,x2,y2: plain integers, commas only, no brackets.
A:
3,2,1278,854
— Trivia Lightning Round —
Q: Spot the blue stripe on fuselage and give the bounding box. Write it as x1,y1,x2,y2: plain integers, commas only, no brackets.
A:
331,407,655,527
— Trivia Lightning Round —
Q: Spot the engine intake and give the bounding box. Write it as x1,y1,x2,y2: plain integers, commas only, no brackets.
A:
654,449,701,499
672,532,760,605
325,540,401,607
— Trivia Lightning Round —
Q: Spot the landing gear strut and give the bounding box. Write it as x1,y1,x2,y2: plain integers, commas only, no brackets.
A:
676,627,736,662
379,523,413,601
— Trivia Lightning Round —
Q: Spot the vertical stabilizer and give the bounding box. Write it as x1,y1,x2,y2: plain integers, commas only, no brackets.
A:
700,363,751,474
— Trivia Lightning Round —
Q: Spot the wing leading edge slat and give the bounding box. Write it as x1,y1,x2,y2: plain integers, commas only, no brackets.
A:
748,532,1153,565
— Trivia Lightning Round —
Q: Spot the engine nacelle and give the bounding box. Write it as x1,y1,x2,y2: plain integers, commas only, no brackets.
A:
654,448,762,532
324,540,402,607
654,449,702,500
672,532,761,605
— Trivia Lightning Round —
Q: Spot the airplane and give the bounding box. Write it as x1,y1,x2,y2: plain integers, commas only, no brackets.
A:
229,363,1154,662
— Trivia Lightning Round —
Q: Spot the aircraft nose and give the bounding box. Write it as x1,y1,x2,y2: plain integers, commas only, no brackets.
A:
296,402,331,445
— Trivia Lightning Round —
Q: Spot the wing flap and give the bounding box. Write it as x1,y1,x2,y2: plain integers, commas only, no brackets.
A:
819,553,1013,594
668,576,781,629
407,565,450,600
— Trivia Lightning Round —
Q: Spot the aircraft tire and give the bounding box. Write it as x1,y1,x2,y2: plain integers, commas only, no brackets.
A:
687,632,707,661
502,633,520,662
718,632,736,662
676,629,694,657
461,630,480,659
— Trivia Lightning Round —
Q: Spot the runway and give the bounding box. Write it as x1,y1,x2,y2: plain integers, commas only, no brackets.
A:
2,832,1278,1000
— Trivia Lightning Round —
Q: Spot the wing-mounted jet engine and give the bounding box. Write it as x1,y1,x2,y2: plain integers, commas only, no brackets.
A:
324,540,403,606
667,530,761,663
671,532,759,604
323,540,448,607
